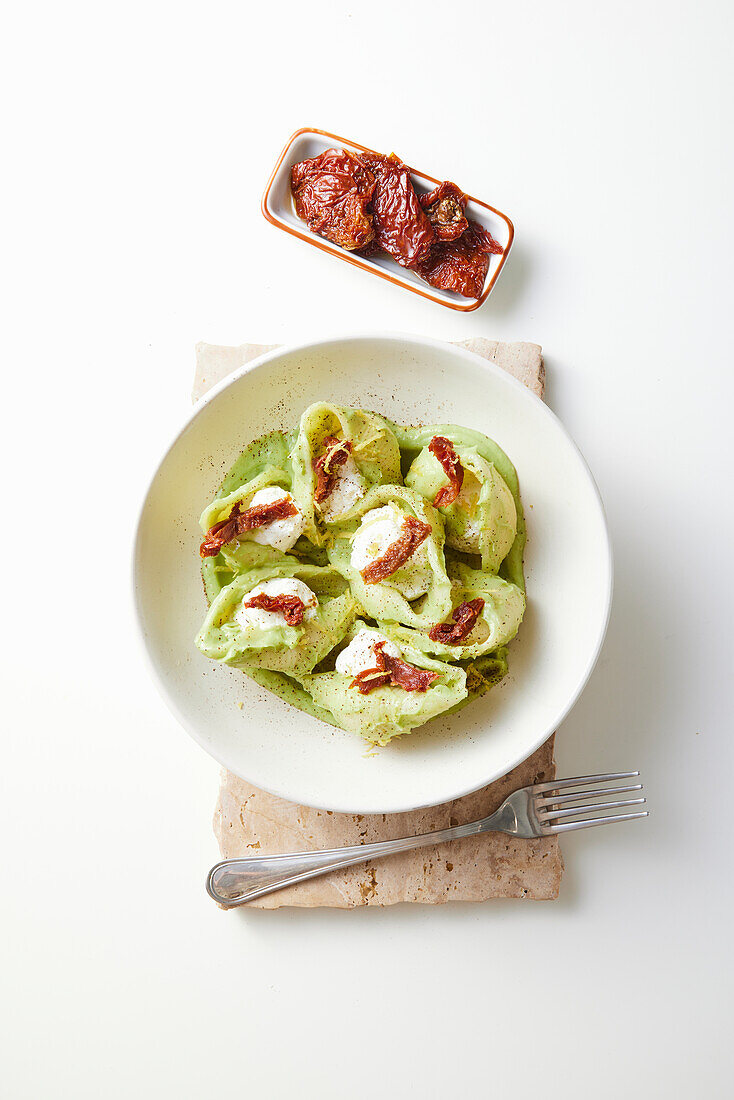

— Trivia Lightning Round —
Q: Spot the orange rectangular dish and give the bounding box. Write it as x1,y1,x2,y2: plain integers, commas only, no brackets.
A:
262,127,514,312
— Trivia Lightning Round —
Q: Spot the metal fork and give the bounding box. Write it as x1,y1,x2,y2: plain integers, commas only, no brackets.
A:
206,771,647,907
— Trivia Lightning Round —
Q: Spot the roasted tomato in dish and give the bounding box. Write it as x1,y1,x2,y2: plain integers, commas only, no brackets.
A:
200,496,299,558
419,181,468,242
313,436,353,503
428,598,485,644
428,435,464,506
357,152,435,267
359,516,433,585
349,641,439,695
417,220,503,298
290,149,376,251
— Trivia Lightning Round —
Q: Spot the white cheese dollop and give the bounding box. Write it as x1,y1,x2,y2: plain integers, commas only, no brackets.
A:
319,454,365,521
446,518,482,555
335,627,401,677
244,486,305,552
350,504,432,601
234,577,318,636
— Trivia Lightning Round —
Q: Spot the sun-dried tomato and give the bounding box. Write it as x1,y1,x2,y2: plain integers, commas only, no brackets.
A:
360,516,433,584
200,502,244,558
428,435,464,507
417,220,503,298
382,649,439,692
242,592,306,626
291,149,376,251
357,152,435,267
313,436,353,503
200,497,298,558
349,664,392,693
470,222,504,255
355,238,383,260
428,598,485,644
419,181,468,242
350,642,439,694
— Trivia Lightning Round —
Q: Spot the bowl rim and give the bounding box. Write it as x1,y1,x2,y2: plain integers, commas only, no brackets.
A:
132,332,613,812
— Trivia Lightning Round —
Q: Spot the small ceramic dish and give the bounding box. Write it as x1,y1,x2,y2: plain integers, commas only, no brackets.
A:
262,128,514,312
133,334,612,814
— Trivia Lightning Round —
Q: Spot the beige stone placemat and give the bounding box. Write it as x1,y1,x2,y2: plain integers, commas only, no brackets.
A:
195,338,562,907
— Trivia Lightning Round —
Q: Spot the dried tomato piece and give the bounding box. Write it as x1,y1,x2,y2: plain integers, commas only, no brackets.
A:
291,149,376,251
200,502,244,558
360,516,433,584
417,220,503,298
313,436,353,503
242,592,306,626
350,642,439,694
419,181,468,242
236,497,298,530
428,598,485,644
381,649,439,692
200,497,298,558
357,152,435,267
355,238,384,260
428,435,464,507
470,222,504,255
349,665,391,694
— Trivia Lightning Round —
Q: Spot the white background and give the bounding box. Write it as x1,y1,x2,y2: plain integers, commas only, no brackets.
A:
2,1,732,1096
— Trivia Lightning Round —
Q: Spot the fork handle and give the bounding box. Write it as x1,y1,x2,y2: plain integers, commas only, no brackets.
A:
207,818,490,907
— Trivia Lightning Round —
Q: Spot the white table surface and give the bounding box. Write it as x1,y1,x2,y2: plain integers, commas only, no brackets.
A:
3,1,733,1096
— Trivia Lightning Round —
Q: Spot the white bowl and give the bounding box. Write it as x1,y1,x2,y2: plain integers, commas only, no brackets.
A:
133,335,612,814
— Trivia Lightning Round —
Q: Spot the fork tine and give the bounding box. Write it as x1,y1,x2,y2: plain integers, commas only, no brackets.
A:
540,798,646,820
548,810,649,833
533,771,640,794
539,784,643,806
